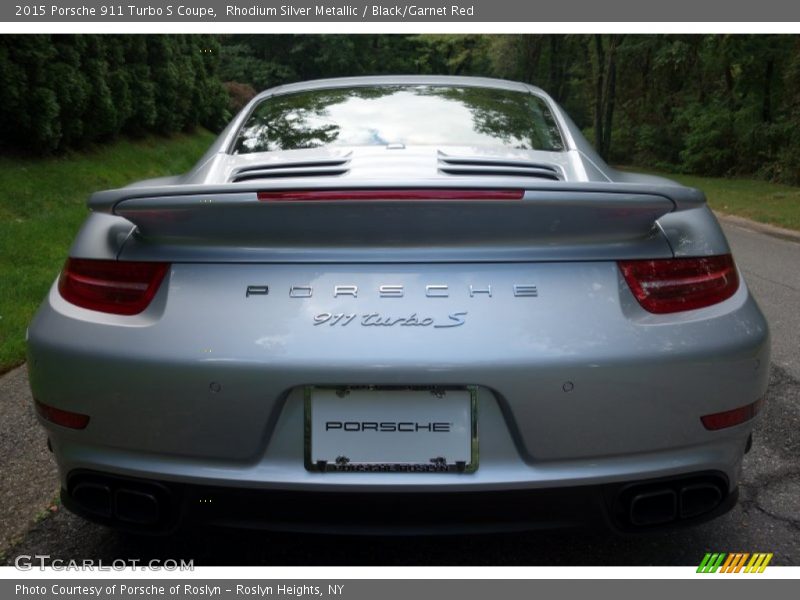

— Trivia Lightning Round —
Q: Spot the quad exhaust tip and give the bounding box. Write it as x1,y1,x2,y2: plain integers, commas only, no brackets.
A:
71,482,113,519
629,489,677,526
621,475,727,529
679,483,723,520
67,471,729,533
69,476,171,529
114,489,161,525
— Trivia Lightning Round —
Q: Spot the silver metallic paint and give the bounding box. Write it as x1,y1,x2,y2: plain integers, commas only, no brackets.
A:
27,76,770,517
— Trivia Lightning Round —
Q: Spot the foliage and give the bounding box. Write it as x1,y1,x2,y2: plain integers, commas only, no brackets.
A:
0,35,228,154
1,34,799,184
223,81,257,113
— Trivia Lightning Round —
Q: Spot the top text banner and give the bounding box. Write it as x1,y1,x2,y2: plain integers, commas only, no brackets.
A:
4,0,800,22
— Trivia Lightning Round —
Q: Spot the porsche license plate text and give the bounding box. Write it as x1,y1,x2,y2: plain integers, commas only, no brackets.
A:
305,387,477,472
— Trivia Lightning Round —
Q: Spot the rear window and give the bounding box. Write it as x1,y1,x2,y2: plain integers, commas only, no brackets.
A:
231,85,565,154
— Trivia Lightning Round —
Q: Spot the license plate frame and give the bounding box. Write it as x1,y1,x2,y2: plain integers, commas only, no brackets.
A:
304,386,478,473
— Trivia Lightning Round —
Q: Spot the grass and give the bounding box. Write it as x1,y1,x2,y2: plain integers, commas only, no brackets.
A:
0,490,60,560
0,130,216,374
33,492,61,524
627,169,800,231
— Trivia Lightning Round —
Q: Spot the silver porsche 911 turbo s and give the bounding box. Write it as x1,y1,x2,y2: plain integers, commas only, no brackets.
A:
27,75,770,534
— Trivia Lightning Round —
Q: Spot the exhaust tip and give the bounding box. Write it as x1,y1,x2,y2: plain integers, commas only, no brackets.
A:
612,473,729,530
629,489,677,526
679,483,723,519
71,482,112,518
65,472,178,532
114,489,161,525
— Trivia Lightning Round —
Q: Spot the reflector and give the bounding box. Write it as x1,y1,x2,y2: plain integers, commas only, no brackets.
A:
701,398,765,431
35,399,90,430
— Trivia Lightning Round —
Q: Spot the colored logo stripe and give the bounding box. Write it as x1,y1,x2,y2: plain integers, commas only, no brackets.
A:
745,553,773,573
720,553,748,573
697,553,726,573
697,553,773,573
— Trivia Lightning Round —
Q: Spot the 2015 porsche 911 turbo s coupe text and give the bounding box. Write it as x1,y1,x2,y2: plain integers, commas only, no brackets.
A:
27,76,770,534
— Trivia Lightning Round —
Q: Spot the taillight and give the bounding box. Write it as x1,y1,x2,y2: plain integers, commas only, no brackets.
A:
35,399,90,430
257,189,524,201
58,258,168,315
701,398,764,431
618,254,739,314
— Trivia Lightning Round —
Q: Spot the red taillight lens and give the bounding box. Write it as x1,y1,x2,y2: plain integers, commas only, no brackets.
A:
58,258,168,315
701,398,764,431
257,189,524,202
35,399,90,430
618,254,739,314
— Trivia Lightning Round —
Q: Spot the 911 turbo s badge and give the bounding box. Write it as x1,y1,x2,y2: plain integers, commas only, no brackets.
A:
244,283,537,328
314,311,467,328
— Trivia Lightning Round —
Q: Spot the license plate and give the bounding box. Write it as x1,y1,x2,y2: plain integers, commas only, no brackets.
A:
304,386,478,473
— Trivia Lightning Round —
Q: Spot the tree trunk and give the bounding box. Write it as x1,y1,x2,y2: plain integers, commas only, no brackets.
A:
523,36,543,84
549,36,560,99
593,35,605,155
601,35,622,160
762,57,774,123
724,62,736,110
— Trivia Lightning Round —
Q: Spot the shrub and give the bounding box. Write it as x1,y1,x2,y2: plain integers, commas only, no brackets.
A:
0,35,230,154
223,81,257,114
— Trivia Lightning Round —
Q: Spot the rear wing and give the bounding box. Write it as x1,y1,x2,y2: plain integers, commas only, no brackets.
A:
85,180,725,263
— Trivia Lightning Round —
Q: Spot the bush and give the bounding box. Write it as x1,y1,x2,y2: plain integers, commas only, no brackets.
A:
677,103,738,176
223,81,257,114
0,35,230,155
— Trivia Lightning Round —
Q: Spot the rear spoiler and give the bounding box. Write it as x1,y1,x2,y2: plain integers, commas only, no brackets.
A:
86,181,715,263
89,179,705,212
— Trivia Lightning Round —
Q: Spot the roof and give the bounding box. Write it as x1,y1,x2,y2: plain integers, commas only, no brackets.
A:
253,75,545,101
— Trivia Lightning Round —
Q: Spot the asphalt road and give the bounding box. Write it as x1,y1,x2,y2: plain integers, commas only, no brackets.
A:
722,218,800,381
1,217,799,566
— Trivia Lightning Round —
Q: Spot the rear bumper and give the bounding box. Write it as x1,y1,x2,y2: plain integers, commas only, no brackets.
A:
43,383,755,493
29,259,769,532
28,261,770,461
62,469,738,535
